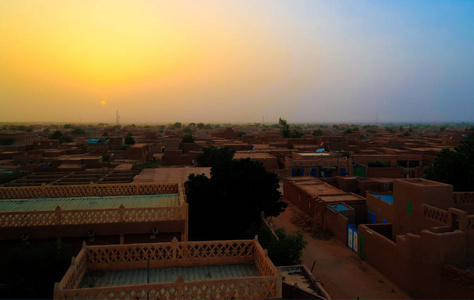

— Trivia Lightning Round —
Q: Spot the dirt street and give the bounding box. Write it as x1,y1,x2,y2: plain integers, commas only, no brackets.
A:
270,201,411,299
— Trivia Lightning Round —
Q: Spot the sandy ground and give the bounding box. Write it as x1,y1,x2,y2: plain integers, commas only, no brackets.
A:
270,201,411,300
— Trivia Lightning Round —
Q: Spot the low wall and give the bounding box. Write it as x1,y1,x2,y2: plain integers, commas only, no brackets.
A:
366,167,404,178
440,264,474,299
54,239,281,300
324,209,348,244
0,182,180,199
366,193,393,223
359,223,469,298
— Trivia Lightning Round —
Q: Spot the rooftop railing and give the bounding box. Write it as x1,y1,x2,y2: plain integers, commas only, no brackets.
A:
453,192,474,205
0,182,180,199
54,238,281,299
0,203,187,228
423,204,449,225
0,183,187,228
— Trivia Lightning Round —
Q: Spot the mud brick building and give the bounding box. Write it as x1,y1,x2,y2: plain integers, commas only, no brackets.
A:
0,183,188,255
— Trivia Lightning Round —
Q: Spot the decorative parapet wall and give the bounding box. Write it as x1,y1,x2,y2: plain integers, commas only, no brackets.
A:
468,216,474,231
0,183,187,228
453,192,474,205
423,204,449,225
54,238,281,299
0,182,180,199
0,204,187,228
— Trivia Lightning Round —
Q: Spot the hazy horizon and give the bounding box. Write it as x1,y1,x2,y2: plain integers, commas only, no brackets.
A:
1,1,473,124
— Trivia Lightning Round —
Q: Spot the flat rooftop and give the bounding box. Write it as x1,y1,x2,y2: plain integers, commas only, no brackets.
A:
233,152,277,159
297,153,330,156
0,194,179,212
397,178,449,186
134,168,211,183
319,194,364,202
80,264,259,288
299,182,347,196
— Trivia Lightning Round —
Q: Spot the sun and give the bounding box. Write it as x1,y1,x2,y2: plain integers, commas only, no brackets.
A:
101,101,107,106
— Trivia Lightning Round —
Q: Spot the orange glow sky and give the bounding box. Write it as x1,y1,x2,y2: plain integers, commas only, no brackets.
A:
1,1,473,124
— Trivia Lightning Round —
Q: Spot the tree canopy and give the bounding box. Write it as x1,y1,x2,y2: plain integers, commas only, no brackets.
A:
186,158,287,240
266,228,307,266
71,127,86,134
181,134,195,143
58,135,73,144
169,122,182,129
253,226,307,266
49,130,62,140
183,127,192,134
124,132,135,145
424,133,474,191
195,146,235,167
279,119,304,138
312,129,323,136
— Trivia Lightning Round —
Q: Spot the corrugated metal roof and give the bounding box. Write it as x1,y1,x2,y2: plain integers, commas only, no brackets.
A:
0,194,179,212
80,264,260,288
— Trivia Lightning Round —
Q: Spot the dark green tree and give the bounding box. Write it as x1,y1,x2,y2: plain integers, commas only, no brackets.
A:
169,122,182,129
195,146,235,167
238,131,246,138
181,134,195,143
124,133,135,145
424,133,474,191
343,128,353,134
49,130,63,140
252,226,307,266
71,128,86,134
63,124,73,129
280,119,303,138
312,129,323,136
280,119,291,138
267,228,307,266
291,130,304,138
186,159,287,239
183,127,192,134
197,122,205,129
58,135,73,143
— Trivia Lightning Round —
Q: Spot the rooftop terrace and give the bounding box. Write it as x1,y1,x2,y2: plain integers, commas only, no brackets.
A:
54,238,281,299
0,194,179,212
0,183,186,228
80,264,259,288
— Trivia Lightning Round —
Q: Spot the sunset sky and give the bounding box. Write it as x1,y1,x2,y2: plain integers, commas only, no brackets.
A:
1,1,473,124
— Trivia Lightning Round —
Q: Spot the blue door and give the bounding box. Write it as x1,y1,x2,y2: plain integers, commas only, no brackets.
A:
372,212,376,224
292,169,296,177
300,169,304,176
368,210,371,223
310,168,317,177
347,224,359,252
340,168,347,176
